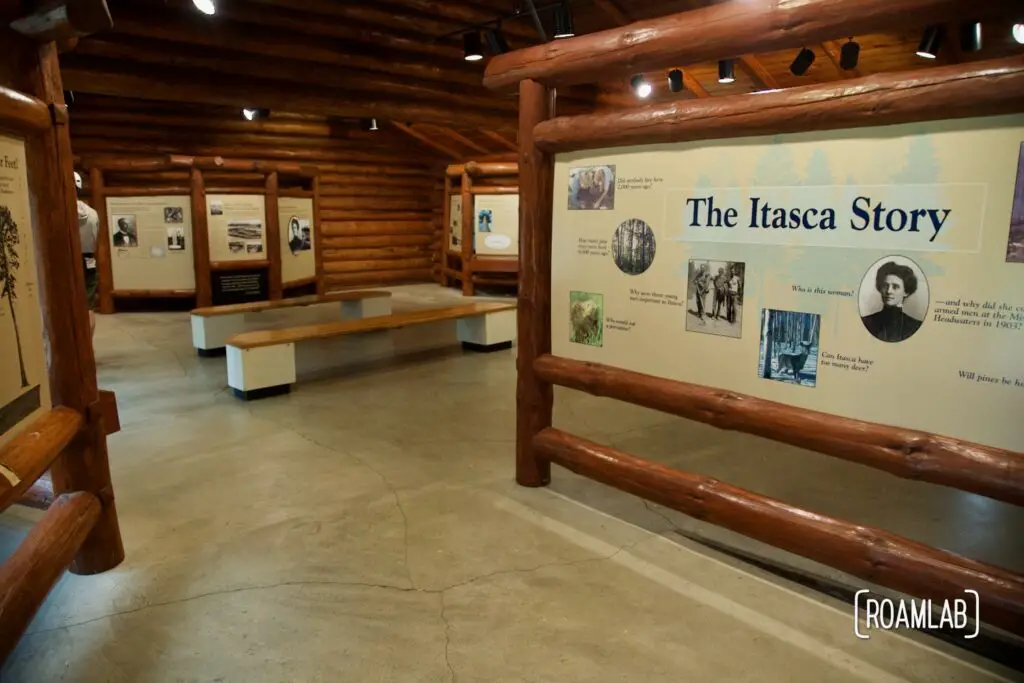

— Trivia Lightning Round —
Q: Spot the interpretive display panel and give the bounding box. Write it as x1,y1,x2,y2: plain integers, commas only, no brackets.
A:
0,135,50,446
279,196,315,284
107,195,195,291
448,194,463,251
552,115,1024,451
474,194,519,256
207,194,266,263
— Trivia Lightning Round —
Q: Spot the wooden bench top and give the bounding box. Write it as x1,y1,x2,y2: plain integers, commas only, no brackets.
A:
227,301,516,349
191,290,391,317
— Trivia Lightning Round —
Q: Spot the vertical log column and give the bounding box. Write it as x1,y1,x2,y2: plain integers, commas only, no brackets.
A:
90,166,114,314
460,171,474,296
24,42,124,573
312,175,325,295
516,79,554,487
440,174,452,288
265,171,283,300
190,167,212,307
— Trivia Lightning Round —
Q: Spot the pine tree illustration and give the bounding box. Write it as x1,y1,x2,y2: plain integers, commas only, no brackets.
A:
0,206,28,387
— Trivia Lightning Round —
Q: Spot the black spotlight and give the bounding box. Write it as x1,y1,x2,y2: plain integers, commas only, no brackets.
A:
667,69,684,93
63,89,75,106
553,0,574,39
840,39,860,70
485,26,510,54
718,59,734,84
790,47,816,76
959,21,982,52
916,25,945,59
463,31,483,61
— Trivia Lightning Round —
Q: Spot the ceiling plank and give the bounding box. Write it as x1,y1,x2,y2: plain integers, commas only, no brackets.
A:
479,130,518,152
391,122,462,158
427,126,492,154
738,55,780,89
377,0,541,42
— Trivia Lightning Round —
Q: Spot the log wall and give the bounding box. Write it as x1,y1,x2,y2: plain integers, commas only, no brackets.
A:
69,96,444,290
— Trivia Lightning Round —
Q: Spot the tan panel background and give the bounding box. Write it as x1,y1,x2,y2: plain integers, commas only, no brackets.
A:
207,193,266,263
107,195,195,291
279,196,316,284
448,194,462,252
552,115,1024,451
474,194,519,256
0,135,51,447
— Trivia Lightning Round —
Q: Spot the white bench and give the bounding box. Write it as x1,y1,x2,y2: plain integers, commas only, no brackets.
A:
190,290,392,356
224,301,517,400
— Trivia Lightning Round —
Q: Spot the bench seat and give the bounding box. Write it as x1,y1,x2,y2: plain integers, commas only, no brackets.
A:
225,301,517,400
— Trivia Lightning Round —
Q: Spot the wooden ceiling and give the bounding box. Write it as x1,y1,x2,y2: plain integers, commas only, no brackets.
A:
37,0,1024,158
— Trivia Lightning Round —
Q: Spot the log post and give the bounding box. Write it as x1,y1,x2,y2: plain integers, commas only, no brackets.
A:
90,166,114,313
265,171,283,300
312,175,325,295
22,42,124,574
515,79,554,487
190,167,213,307
459,171,473,296
440,173,452,287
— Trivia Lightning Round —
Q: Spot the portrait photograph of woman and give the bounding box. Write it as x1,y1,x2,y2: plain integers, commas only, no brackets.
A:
858,255,929,343
568,165,615,210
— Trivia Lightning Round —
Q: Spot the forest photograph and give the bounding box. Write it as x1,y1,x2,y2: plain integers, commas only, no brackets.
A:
757,308,821,387
611,218,656,275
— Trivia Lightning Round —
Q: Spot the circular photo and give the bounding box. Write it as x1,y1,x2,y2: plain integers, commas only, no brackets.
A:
611,218,656,275
858,255,929,343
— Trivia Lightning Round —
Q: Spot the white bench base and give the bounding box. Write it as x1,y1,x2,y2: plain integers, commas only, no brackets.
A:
192,296,392,355
226,309,516,400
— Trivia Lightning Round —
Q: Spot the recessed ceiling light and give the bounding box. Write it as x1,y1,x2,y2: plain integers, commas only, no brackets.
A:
192,0,215,15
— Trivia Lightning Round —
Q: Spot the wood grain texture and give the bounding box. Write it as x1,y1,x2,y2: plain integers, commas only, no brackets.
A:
483,0,1020,89
265,172,283,300
0,83,49,131
535,57,1024,153
228,301,516,349
534,356,1024,506
112,288,195,298
465,161,519,178
0,408,83,512
534,428,1024,636
190,167,212,307
515,80,554,487
0,492,101,663
192,290,390,317
90,167,114,314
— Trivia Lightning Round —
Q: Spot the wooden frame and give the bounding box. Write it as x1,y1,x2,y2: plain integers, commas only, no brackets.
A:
83,154,321,310
440,161,520,296
486,1,1024,636
1,20,124,664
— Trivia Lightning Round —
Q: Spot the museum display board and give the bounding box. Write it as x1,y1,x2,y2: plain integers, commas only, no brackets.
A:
0,134,50,446
206,193,267,263
552,114,1024,451
278,196,315,285
106,195,195,291
448,194,463,251
474,194,519,256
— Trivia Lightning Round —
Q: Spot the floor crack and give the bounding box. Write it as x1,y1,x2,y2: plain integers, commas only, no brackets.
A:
439,592,456,683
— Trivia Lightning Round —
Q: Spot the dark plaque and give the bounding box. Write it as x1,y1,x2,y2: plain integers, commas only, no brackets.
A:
211,268,268,306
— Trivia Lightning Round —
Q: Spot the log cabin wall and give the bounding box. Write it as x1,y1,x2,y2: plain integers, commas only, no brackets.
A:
67,96,448,290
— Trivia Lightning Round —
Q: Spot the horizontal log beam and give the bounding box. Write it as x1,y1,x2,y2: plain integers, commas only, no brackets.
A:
324,257,433,273
484,0,1021,89
10,0,111,42
320,234,434,249
0,408,84,512
0,84,51,132
534,356,1023,506
322,246,429,260
320,197,432,211
535,428,1024,636
320,211,431,223
472,185,519,195
534,57,1024,153
0,492,102,663
103,186,190,196
464,161,519,177
325,267,433,287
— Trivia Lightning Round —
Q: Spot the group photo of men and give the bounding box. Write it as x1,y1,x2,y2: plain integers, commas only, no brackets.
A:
685,259,746,338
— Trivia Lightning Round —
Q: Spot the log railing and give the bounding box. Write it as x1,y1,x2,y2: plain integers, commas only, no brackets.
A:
0,408,83,512
488,0,1024,638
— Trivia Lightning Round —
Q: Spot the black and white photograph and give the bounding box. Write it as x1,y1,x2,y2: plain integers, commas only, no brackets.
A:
569,291,603,347
758,309,821,387
246,243,264,254
166,227,186,251
686,260,745,338
858,255,928,343
210,201,224,216
111,215,138,248
287,217,311,254
568,165,615,210
1007,142,1024,263
611,218,655,275
164,206,183,224
227,221,263,241
228,241,245,253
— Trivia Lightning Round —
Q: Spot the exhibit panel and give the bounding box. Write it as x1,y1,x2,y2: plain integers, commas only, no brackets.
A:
206,193,267,263
474,194,519,256
0,134,51,447
448,194,463,251
278,196,315,285
106,196,195,292
552,114,1024,451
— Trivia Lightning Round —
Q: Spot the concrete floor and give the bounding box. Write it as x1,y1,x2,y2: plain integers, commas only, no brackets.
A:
1,284,1022,682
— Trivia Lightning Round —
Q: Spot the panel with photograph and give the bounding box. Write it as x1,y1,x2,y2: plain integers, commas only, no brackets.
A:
686,259,745,338
111,215,138,247
757,309,821,387
164,206,183,224
569,291,603,347
611,219,656,275
568,165,615,210
1007,142,1024,263
166,227,186,251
